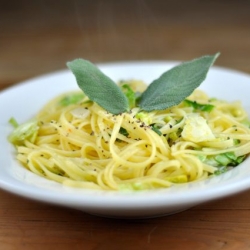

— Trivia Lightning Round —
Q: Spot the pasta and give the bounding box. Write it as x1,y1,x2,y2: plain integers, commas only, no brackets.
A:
9,80,250,191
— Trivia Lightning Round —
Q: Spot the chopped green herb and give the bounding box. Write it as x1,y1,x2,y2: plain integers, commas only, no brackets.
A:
59,93,85,106
151,124,162,136
163,116,172,123
184,99,214,112
214,152,246,167
167,128,183,145
82,100,93,104
120,84,136,109
224,152,238,161
233,139,241,145
135,112,152,125
119,127,129,137
168,131,179,141
8,120,39,145
9,117,19,128
215,154,232,166
237,155,246,164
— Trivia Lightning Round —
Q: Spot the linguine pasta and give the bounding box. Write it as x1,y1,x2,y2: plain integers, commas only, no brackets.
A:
10,81,250,190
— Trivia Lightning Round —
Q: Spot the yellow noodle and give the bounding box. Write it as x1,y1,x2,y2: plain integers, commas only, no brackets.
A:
11,86,250,191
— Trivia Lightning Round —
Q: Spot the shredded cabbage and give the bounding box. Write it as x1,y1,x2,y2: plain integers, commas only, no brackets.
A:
8,119,39,145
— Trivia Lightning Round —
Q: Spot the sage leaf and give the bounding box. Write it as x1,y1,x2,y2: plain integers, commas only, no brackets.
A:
67,59,129,115
139,53,219,112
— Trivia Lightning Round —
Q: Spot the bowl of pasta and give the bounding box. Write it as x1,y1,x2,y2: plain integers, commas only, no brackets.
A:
1,55,250,218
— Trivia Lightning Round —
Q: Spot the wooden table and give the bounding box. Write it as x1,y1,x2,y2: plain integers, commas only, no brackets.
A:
1,1,250,249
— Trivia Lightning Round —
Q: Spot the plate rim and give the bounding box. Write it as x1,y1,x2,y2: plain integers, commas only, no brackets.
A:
1,60,250,215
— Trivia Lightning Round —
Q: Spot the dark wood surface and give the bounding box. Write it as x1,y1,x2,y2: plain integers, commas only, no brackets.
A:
1,1,250,249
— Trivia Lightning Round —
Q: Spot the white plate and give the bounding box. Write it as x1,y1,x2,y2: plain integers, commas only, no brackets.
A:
1,61,250,219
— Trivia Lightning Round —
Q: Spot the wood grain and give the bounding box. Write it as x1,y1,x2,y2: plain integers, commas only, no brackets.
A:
1,1,250,249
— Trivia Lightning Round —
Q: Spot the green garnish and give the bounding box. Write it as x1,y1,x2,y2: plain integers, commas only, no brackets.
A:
119,127,129,137
8,119,39,145
135,112,152,125
214,154,232,166
138,53,219,112
67,53,219,115
120,84,136,109
9,117,19,128
59,93,85,106
67,59,129,115
233,139,241,145
197,152,246,173
214,152,246,167
151,124,162,136
184,99,215,112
